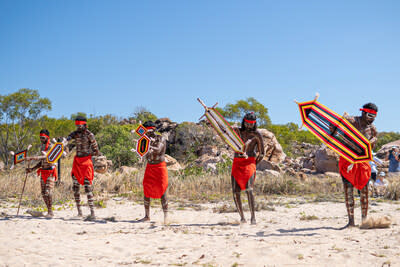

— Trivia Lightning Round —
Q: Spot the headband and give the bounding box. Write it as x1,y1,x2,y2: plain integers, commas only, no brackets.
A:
39,133,49,138
244,119,256,124
75,120,87,125
360,108,377,115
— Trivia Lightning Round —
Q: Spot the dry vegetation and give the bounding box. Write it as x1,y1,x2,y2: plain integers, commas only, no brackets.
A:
1,157,400,211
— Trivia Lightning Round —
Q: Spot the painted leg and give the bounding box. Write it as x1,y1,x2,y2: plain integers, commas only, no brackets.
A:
246,190,256,225
343,180,355,227
45,177,55,217
84,179,95,219
360,184,369,221
72,177,82,216
231,175,245,223
161,193,168,224
140,197,151,222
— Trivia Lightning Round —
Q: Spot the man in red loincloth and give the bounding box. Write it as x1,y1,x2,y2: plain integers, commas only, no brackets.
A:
66,116,101,219
139,121,169,224
339,103,378,227
231,113,265,224
26,129,58,217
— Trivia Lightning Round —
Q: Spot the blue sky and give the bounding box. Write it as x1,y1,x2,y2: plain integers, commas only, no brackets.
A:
1,1,399,131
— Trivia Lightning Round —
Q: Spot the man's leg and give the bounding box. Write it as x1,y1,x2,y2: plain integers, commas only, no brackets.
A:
360,184,369,221
231,175,245,223
72,176,82,216
342,177,355,227
140,197,151,221
161,193,168,224
246,174,256,225
44,177,55,217
84,178,95,218
40,179,49,211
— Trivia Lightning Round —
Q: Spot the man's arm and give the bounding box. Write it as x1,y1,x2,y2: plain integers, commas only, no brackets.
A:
149,136,166,154
255,131,265,165
88,132,100,156
369,126,378,149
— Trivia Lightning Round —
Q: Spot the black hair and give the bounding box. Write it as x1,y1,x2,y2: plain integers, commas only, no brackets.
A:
240,112,257,131
143,121,156,128
362,103,378,112
40,129,50,136
75,115,87,122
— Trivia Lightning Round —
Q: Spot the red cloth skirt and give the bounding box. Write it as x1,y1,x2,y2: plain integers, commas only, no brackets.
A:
231,157,256,190
339,157,371,190
143,161,168,199
71,156,94,185
37,168,58,184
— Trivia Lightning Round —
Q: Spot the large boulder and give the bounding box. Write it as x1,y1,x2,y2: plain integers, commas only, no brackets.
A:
165,154,183,171
257,159,282,172
258,129,286,163
314,146,339,173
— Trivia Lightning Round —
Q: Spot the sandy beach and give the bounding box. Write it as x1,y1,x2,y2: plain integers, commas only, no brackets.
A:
1,197,399,267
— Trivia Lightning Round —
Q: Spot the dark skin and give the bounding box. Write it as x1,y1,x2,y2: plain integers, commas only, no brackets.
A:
342,110,377,228
26,136,54,217
139,128,169,224
232,121,264,225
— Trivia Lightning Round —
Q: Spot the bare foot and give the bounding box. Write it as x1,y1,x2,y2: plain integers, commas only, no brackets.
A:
45,212,54,218
139,216,150,222
84,215,96,221
240,218,247,224
341,221,355,229
250,218,257,225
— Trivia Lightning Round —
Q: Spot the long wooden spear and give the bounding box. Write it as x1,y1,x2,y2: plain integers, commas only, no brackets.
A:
16,144,32,216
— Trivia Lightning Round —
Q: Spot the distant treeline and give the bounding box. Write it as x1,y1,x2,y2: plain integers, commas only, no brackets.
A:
1,89,397,167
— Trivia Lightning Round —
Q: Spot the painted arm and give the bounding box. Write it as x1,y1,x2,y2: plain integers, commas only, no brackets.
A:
256,132,265,165
149,136,166,154
88,133,101,156
369,126,378,149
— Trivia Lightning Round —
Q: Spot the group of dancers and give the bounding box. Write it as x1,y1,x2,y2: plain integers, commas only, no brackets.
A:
25,102,378,227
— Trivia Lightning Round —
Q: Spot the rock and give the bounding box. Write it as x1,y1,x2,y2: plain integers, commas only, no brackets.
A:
194,154,224,171
257,159,281,172
300,168,312,174
118,166,138,175
315,146,339,173
263,169,281,177
165,154,182,171
197,145,219,157
258,128,286,163
324,172,341,178
0,161,4,172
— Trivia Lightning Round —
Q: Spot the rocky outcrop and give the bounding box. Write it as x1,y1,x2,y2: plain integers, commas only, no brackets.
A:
314,146,339,173
258,129,286,163
165,154,183,171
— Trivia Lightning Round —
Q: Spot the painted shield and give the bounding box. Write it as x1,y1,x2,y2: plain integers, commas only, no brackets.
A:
136,135,150,158
297,100,372,163
14,150,27,165
204,108,245,153
135,124,147,136
46,142,64,164
198,99,245,154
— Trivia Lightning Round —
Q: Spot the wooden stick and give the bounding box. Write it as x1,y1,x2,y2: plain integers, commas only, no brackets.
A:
17,161,30,216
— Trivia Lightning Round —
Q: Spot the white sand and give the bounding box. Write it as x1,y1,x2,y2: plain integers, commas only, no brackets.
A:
0,197,399,266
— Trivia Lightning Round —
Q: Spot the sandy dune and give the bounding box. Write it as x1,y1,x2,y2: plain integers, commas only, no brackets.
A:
1,197,399,266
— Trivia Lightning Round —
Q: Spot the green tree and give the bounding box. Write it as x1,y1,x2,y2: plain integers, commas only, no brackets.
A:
375,132,400,151
133,106,157,123
218,97,271,127
269,123,319,156
96,124,138,168
0,89,51,165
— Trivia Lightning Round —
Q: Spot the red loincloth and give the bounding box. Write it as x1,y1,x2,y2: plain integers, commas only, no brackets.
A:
71,155,94,185
231,157,256,190
339,157,371,190
143,161,168,199
37,168,57,184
